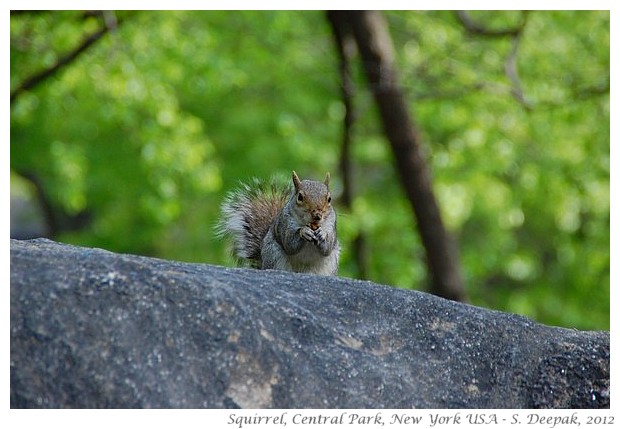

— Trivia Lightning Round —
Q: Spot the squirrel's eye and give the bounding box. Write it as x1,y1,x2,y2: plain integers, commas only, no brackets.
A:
297,193,304,202
327,196,332,203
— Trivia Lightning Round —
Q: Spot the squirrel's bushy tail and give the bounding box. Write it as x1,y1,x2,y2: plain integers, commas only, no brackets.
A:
216,177,290,267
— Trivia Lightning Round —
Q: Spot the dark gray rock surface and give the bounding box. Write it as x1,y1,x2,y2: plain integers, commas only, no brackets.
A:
10,238,609,408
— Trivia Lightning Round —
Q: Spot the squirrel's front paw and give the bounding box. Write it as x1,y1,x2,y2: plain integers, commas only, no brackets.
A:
300,226,316,242
313,227,326,243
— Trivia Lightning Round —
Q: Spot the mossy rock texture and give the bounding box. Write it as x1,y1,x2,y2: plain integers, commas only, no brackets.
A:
10,238,609,408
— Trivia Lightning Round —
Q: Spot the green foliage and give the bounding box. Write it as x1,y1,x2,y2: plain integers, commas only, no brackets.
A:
10,11,609,330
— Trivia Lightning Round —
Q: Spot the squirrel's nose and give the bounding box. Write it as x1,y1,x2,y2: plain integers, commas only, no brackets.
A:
313,213,322,221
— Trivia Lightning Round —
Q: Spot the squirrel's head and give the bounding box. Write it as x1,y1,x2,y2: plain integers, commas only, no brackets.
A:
292,171,332,229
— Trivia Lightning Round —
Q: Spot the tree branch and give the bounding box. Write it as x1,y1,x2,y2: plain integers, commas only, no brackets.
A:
505,31,533,109
10,10,48,16
10,13,121,104
456,11,532,109
456,10,526,37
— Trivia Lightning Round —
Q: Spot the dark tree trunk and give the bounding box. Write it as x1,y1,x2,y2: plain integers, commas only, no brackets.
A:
328,11,467,302
14,170,92,238
327,12,369,279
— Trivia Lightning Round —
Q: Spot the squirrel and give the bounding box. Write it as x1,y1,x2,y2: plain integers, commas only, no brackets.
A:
216,171,340,275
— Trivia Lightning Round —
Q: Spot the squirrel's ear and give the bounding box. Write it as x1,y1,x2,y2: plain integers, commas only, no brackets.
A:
292,171,302,191
324,172,331,188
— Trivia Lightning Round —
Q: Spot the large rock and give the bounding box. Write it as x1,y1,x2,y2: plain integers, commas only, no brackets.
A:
10,238,609,408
